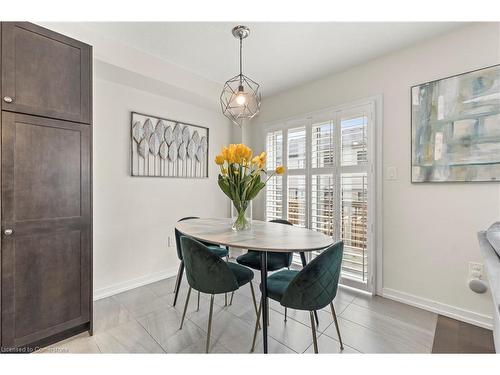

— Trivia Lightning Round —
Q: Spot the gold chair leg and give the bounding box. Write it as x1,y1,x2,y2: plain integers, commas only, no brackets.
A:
251,299,262,352
310,311,319,354
249,283,261,330
206,294,215,353
197,291,200,311
179,286,192,330
330,302,344,350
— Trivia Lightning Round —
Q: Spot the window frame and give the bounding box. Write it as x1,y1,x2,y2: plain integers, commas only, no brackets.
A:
263,96,382,294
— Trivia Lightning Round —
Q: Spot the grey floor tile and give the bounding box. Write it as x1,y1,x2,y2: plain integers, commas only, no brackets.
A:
351,294,438,333
188,304,294,353
268,298,334,333
323,317,431,353
36,332,100,354
250,331,296,354
147,277,177,298
170,285,225,315
218,290,261,324
178,340,231,353
94,320,165,353
138,307,207,353
34,277,442,354
114,285,171,318
340,303,435,350
93,296,133,333
335,286,362,304
265,309,316,353
302,334,360,354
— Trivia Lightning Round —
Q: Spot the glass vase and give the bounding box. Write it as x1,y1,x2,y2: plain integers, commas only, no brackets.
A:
231,200,252,231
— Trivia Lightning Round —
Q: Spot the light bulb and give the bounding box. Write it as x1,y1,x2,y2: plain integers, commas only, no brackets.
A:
236,92,246,105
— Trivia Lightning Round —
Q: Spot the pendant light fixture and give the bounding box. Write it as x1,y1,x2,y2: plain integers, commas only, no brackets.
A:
220,25,261,126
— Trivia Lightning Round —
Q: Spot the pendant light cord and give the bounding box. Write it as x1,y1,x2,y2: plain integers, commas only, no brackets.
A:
239,36,243,85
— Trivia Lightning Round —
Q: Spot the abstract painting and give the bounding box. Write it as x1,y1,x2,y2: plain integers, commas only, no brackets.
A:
411,64,500,182
131,112,209,178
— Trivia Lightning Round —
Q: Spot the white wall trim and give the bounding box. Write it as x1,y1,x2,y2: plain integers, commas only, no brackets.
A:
374,95,384,297
93,266,179,301
382,287,493,330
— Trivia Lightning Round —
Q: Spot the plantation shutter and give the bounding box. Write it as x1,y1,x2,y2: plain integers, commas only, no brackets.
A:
263,100,375,291
339,114,369,283
265,130,283,221
286,126,307,227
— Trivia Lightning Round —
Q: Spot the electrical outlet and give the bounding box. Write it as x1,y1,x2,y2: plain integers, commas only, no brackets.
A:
468,262,483,280
167,236,174,248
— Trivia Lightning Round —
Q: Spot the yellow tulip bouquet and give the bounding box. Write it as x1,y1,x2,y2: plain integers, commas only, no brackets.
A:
215,143,285,231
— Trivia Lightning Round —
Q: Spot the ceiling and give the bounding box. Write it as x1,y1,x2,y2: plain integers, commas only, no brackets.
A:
81,22,467,97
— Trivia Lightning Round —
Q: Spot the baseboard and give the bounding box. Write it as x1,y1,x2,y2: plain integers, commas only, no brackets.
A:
382,287,493,330
93,266,179,301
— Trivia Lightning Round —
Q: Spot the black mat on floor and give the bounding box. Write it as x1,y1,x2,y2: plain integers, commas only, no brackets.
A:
432,315,495,353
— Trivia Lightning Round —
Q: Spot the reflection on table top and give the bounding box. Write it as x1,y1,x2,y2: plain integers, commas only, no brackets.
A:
175,218,333,253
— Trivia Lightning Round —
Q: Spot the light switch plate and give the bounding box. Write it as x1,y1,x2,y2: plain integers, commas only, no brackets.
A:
386,166,398,180
468,262,483,280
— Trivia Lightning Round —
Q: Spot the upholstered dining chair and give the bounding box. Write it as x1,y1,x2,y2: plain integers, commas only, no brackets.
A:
236,219,294,322
251,241,344,353
179,236,257,353
173,216,229,307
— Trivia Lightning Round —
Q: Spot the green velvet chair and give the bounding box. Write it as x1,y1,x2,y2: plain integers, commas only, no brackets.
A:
236,219,293,271
173,217,229,307
179,236,257,353
251,241,344,353
236,219,293,321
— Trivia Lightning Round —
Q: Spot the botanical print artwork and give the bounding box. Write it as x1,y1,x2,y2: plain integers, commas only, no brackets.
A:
411,65,500,182
131,112,209,178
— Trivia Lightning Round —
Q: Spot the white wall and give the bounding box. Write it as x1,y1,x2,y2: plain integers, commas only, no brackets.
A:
92,77,231,298
247,22,500,327
38,23,233,299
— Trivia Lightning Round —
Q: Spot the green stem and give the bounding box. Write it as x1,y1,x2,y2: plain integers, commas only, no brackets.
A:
233,201,250,231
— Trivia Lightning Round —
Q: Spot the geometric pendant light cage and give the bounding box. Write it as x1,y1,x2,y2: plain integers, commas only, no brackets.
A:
220,25,261,126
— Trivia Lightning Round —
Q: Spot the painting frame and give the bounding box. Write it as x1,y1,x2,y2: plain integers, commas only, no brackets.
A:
130,111,209,178
411,64,500,183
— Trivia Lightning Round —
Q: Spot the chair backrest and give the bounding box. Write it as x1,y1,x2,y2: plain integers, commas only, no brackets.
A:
174,216,199,260
270,219,293,226
180,236,239,294
270,219,294,267
281,241,344,311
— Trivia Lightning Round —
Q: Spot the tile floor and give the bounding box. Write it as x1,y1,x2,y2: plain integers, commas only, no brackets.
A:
37,265,439,354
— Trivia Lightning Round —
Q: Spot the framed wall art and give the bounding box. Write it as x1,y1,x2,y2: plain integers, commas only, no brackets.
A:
131,112,209,178
411,64,500,182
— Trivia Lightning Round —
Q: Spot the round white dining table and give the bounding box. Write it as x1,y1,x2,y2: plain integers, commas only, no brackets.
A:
175,217,334,354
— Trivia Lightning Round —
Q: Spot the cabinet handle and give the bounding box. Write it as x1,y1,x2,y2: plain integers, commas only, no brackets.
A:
3,229,13,236
3,96,14,103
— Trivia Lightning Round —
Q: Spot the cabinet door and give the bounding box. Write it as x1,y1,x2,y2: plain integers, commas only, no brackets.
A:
1,112,91,349
1,22,91,124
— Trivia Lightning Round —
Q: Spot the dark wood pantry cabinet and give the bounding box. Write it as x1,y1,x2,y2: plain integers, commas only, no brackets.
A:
0,22,93,352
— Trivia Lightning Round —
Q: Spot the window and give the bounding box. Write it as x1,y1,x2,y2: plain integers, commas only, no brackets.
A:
287,127,306,169
341,172,368,282
287,175,306,227
265,101,376,292
266,130,283,221
312,121,334,168
340,114,369,283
